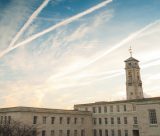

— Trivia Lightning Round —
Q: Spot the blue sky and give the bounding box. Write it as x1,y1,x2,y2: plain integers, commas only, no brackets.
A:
0,0,160,108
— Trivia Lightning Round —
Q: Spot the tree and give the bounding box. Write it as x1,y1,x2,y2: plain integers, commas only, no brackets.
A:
0,120,39,136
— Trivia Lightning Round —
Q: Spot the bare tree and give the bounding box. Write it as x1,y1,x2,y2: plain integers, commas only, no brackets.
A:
0,120,39,136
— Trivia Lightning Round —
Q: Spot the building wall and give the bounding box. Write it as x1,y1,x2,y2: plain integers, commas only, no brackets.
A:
75,100,160,136
137,103,160,136
0,108,93,136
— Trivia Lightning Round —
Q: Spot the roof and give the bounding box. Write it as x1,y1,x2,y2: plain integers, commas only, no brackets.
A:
74,97,160,107
0,106,91,115
124,57,139,62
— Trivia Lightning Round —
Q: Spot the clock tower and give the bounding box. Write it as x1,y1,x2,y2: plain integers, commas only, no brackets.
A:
125,47,144,100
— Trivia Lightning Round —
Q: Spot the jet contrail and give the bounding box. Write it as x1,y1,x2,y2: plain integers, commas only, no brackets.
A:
0,0,112,58
48,19,160,79
8,0,50,48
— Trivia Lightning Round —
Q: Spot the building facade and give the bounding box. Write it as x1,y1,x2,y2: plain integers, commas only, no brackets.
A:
0,55,160,136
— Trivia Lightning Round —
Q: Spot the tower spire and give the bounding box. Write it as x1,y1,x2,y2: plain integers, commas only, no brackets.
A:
129,46,132,57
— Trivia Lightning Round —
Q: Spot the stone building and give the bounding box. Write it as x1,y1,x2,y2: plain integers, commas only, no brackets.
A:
0,53,160,136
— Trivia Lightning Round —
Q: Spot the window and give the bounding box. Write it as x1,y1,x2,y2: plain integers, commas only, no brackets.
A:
60,117,63,124
124,117,127,124
104,106,107,113
133,104,136,111
32,130,37,136
93,129,97,136
42,130,46,136
124,130,128,136
74,130,78,136
59,130,63,136
117,117,121,124
43,116,46,124
74,118,77,124
105,118,108,124
0,116,3,124
93,107,96,113
81,118,84,124
93,118,97,125
105,129,108,136
8,116,11,124
67,117,70,124
116,105,120,112
110,106,113,112
51,117,55,124
133,117,138,124
4,116,7,124
124,105,127,111
51,130,55,136
99,118,102,124
118,130,121,136
111,117,114,124
111,129,114,136
99,129,102,136
33,116,37,124
81,129,85,136
67,130,70,136
149,109,157,124
98,107,101,113
85,107,88,111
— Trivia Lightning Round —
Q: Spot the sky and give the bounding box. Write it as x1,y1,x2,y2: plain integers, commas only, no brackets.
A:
0,0,160,109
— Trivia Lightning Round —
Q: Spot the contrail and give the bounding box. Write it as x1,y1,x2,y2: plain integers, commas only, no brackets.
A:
0,0,112,58
8,0,50,48
48,19,160,79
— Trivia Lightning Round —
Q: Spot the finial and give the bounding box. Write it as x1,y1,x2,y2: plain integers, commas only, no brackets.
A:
129,46,132,57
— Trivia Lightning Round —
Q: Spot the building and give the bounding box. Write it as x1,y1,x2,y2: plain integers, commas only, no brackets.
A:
0,52,160,136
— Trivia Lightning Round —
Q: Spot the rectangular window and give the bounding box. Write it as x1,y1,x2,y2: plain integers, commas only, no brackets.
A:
124,105,127,111
116,105,120,112
105,118,108,124
0,116,3,124
98,107,101,113
67,117,70,124
85,107,88,111
118,130,121,136
124,130,128,136
117,117,121,124
81,129,85,136
51,117,55,124
42,130,46,136
67,130,70,136
105,129,108,136
93,129,97,136
74,118,77,124
93,107,96,113
74,130,78,136
33,116,37,124
4,116,7,124
8,116,11,124
133,117,138,124
60,117,63,124
104,106,107,113
111,117,114,124
132,104,136,111
43,116,47,124
81,118,84,124
93,118,97,125
99,118,102,124
32,130,37,136
124,117,127,124
51,130,55,136
110,106,113,112
59,130,63,136
99,129,102,136
111,129,114,136
149,109,157,124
